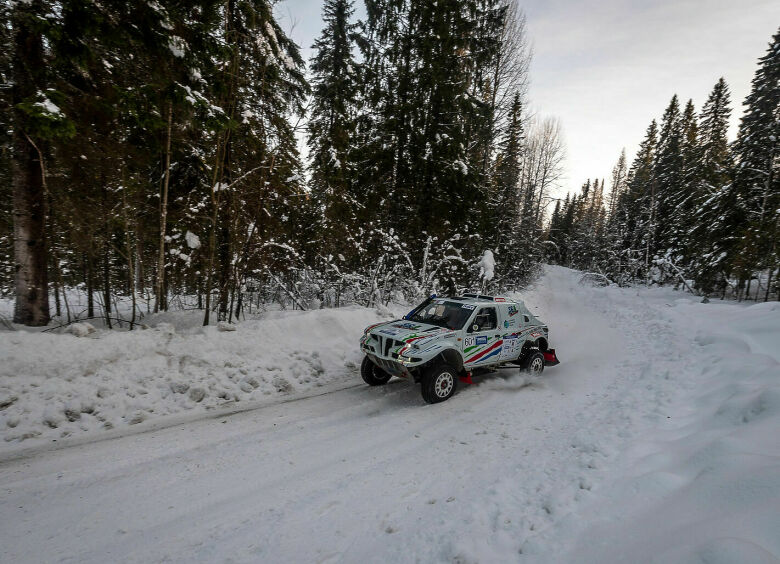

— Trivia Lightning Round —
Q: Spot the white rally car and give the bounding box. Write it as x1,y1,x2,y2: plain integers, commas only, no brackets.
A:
359,294,560,403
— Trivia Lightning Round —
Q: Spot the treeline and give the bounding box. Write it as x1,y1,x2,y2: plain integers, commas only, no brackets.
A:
549,28,779,300
1,0,564,327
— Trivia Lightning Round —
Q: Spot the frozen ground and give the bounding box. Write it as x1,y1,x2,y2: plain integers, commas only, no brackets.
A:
0,265,778,563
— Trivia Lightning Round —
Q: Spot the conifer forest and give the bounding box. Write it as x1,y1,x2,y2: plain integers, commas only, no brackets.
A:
1,1,778,328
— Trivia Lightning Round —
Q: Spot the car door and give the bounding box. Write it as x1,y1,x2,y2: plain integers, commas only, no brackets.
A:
462,306,503,366
500,304,522,360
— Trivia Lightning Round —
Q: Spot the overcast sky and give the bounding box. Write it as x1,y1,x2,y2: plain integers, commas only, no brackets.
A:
276,0,780,199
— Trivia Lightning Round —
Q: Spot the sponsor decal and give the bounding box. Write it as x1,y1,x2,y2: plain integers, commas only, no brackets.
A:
507,305,519,317
500,335,522,359
404,334,428,344
462,304,476,310
530,331,543,338
476,335,488,345
380,329,400,336
465,339,503,363
393,322,421,330
494,297,506,302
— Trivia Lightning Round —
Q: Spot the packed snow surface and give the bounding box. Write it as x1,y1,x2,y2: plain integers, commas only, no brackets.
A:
1,266,778,563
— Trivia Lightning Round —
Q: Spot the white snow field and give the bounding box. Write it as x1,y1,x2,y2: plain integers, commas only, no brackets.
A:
1,265,778,563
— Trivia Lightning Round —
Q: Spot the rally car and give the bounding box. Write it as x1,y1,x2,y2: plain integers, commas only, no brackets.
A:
359,294,560,403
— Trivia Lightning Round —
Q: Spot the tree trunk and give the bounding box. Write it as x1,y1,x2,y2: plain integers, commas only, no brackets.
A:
53,273,61,318
103,242,112,329
155,103,173,313
55,252,71,323
86,252,95,317
122,179,137,328
217,217,231,321
217,137,233,323
102,179,112,329
11,2,49,326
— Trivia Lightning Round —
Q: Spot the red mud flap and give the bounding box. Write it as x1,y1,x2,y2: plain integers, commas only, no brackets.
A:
459,373,474,385
543,349,560,367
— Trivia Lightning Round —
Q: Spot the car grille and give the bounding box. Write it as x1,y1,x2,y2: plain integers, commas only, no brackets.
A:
370,335,405,358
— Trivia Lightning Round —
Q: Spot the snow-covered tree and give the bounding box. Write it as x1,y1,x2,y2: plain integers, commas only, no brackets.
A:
308,0,360,262
730,28,780,299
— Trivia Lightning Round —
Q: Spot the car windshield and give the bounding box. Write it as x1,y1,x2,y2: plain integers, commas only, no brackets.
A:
409,300,474,330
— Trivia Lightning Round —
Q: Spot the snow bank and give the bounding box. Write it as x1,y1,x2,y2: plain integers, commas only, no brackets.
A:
528,272,780,563
0,305,390,449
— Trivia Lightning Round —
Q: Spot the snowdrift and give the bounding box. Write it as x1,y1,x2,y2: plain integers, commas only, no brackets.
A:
557,298,780,564
0,306,389,449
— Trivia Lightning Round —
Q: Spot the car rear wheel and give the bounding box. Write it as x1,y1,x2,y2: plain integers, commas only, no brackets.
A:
361,356,392,386
524,351,545,376
421,363,458,404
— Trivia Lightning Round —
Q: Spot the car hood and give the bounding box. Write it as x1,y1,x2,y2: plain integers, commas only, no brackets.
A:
366,320,455,349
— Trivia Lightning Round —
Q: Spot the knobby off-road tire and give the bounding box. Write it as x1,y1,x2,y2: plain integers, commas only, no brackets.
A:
524,351,545,377
361,356,392,386
421,363,458,404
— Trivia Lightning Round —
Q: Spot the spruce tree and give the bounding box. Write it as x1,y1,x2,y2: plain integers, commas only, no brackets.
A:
308,0,360,263
10,0,58,325
0,1,11,292
667,99,700,266
622,119,658,276
731,27,780,298
699,78,733,191
604,150,629,282
607,149,628,221
689,78,733,294
491,93,525,284
652,95,684,268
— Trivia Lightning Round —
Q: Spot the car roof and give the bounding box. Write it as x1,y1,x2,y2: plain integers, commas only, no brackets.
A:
445,294,519,305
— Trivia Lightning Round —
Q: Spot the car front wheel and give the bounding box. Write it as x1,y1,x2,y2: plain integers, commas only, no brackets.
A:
421,363,458,404
361,356,392,386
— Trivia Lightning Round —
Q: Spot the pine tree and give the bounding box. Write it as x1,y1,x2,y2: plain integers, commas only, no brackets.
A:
308,0,360,263
622,119,658,277
10,0,59,325
666,99,700,266
547,198,562,262
491,93,525,283
607,149,628,221
0,1,11,293
356,0,508,290
651,95,684,269
699,78,733,191
730,27,780,299
603,150,629,282
689,78,733,294
203,0,309,323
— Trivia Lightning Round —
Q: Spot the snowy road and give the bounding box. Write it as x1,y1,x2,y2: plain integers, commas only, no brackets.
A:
2,267,778,563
